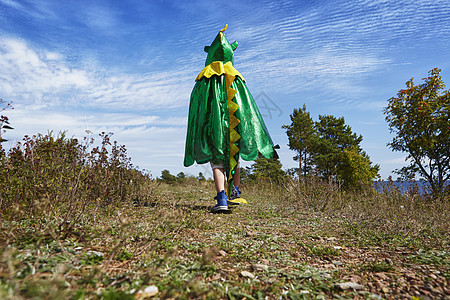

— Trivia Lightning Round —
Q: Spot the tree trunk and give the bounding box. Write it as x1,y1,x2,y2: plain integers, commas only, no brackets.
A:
298,150,302,182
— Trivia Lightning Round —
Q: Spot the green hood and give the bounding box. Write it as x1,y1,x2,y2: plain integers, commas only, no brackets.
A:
204,25,238,66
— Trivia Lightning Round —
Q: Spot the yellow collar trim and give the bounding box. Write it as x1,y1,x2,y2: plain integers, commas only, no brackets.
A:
195,61,245,82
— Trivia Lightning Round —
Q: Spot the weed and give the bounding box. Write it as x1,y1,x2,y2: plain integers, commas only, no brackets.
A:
116,249,133,262
308,245,341,259
407,249,449,267
360,261,396,273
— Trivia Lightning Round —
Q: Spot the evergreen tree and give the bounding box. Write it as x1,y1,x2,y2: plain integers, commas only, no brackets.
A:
160,169,177,184
312,115,363,181
197,172,206,181
340,146,380,190
283,107,379,189
282,104,316,178
248,155,286,183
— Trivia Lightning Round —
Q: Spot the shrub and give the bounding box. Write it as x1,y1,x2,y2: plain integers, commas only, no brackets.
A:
0,132,150,224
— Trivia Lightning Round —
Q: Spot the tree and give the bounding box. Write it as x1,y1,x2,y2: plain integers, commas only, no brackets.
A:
160,169,177,184
340,146,380,190
197,172,206,181
384,68,449,196
247,155,286,183
312,114,363,182
283,107,379,189
282,104,316,178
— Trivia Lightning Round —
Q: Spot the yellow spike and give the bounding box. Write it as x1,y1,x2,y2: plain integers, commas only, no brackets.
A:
231,132,241,144
230,145,239,158
229,115,240,132
223,58,241,189
228,101,239,115
221,24,228,32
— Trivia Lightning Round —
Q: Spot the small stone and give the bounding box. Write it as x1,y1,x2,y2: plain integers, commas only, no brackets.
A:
343,275,362,283
218,250,227,256
431,287,443,294
136,285,158,298
382,287,390,293
333,246,342,250
384,258,394,265
299,290,310,294
336,282,364,291
375,272,389,280
87,251,104,257
246,231,255,237
223,268,235,273
332,261,343,266
240,271,255,278
420,289,431,297
252,263,269,271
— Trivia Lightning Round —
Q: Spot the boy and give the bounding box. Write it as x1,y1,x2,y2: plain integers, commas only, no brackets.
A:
184,25,277,213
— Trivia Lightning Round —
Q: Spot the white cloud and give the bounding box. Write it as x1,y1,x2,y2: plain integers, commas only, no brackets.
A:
8,106,186,134
45,51,64,60
0,37,193,111
80,5,118,32
0,38,90,96
87,70,193,110
0,0,24,10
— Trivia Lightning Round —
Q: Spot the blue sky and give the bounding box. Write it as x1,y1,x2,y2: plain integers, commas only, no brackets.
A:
1,0,449,179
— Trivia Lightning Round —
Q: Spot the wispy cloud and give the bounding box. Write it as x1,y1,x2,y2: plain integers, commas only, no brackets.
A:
0,38,89,97
9,105,186,133
0,0,24,10
229,0,450,102
87,70,193,111
0,37,193,111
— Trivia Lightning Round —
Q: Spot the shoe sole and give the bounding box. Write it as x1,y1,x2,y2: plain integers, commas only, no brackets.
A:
210,206,231,214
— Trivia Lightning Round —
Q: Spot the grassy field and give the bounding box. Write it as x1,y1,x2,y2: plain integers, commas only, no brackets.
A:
1,176,448,299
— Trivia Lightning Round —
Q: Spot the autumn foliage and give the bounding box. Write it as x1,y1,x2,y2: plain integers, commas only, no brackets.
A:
384,68,449,196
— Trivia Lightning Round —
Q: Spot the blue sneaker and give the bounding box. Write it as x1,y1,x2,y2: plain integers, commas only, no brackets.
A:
230,186,240,199
228,186,247,205
228,186,240,205
211,190,230,213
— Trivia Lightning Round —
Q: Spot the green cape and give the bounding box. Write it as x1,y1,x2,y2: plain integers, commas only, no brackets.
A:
184,25,276,194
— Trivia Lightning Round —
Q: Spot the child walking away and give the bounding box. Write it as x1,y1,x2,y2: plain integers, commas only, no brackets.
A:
184,25,278,213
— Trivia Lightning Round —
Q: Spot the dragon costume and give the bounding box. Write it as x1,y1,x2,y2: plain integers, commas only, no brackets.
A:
184,25,277,196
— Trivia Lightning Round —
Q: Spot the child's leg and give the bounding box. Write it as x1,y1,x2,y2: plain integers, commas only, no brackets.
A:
211,161,240,192
213,167,226,192
210,163,230,213
233,165,240,188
